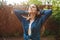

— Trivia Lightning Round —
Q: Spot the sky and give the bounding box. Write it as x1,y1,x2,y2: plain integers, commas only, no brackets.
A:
6,0,28,5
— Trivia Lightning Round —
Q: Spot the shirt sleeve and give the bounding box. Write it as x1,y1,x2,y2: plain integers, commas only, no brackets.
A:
14,9,28,22
41,9,52,24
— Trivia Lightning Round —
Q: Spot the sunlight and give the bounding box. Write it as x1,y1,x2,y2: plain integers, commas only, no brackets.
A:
6,0,28,5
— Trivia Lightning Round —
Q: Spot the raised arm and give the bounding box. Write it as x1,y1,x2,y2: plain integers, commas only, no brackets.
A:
14,9,28,22
14,9,28,15
41,9,52,24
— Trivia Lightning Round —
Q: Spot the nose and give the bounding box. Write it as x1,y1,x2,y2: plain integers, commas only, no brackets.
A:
28,8,32,12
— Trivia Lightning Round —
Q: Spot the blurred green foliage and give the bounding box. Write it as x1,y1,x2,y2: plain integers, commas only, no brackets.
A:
28,0,42,5
44,0,60,36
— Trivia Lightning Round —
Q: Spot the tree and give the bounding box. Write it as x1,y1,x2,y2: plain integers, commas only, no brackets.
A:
28,0,42,5
52,0,60,10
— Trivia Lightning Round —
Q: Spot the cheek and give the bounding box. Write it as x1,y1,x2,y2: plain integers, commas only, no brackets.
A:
28,8,32,12
32,8,37,11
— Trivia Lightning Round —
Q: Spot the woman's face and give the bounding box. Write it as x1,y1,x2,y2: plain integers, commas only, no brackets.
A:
28,4,38,15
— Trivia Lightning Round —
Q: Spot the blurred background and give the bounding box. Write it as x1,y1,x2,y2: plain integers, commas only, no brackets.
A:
0,0,60,40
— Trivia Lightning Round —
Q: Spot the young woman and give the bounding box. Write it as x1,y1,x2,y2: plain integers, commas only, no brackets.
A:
14,4,52,40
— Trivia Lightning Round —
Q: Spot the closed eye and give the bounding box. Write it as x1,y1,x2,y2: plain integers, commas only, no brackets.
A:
30,6,36,8
32,6,36,8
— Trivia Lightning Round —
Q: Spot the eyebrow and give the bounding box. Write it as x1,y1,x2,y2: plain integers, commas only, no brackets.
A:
30,6,36,8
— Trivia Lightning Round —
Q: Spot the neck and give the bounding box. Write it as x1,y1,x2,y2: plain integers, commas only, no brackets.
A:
29,14,35,22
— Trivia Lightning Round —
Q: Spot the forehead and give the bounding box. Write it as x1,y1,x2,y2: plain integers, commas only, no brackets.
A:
29,4,36,7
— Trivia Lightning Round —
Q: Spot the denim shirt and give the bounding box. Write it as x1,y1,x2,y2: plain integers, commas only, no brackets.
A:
14,9,52,40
